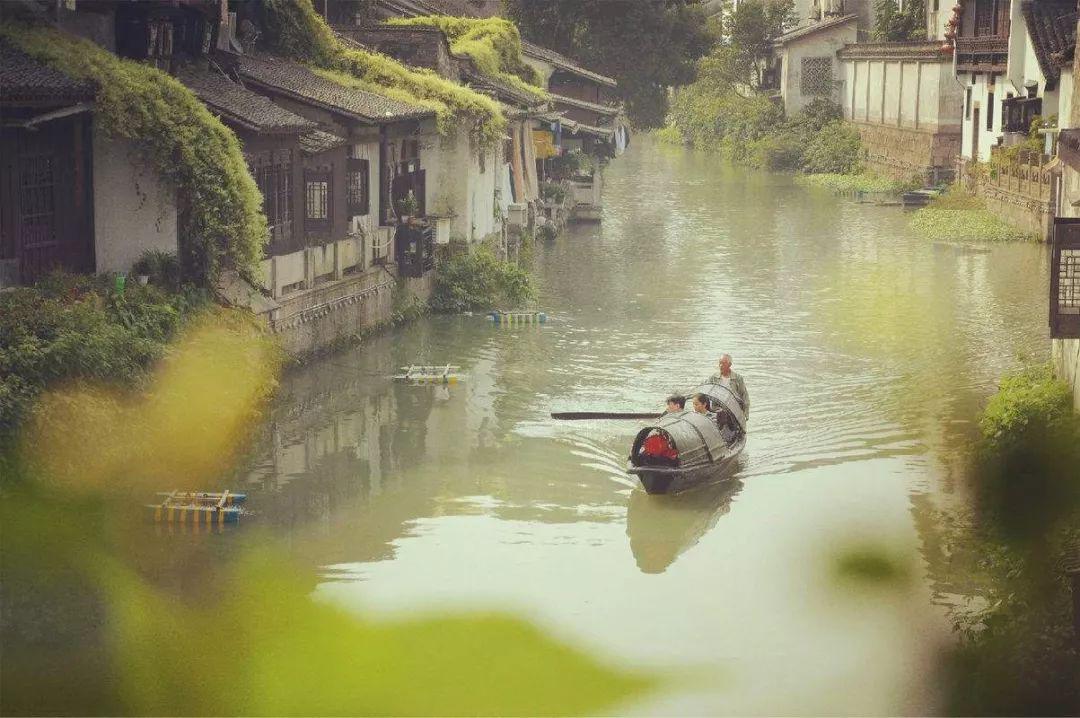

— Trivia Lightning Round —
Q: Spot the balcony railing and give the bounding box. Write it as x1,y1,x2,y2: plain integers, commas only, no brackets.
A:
955,35,1009,72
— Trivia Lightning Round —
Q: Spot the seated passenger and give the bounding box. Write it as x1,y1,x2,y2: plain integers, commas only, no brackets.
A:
664,395,686,414
692,393,715,419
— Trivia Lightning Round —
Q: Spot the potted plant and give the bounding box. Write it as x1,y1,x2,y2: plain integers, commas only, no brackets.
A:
396,191,420,223
131,249,180,289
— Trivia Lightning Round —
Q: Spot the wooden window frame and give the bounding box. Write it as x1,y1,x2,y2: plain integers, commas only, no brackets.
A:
1051,218,1080,339
304,169,332,234
346,158,370,217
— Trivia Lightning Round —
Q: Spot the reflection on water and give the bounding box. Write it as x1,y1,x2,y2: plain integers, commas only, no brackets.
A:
627,478,743,574
235,139,1050,713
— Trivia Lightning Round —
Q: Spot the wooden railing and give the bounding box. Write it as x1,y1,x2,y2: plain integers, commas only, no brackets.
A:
955,35,1009,72
962,150,1054,203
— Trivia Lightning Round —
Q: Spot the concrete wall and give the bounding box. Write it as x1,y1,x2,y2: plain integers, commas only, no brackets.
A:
843,54,963,132
424,127,501,243
268,263,432,357
960,72,1010,162
841,52,963,178
780,22,859,114
92,126,178,273
1053,337,1080,411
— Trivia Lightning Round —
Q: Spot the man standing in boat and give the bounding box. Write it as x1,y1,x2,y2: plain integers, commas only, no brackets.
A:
708,354,749,420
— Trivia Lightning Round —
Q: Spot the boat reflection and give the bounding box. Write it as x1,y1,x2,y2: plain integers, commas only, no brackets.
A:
626,477,744,574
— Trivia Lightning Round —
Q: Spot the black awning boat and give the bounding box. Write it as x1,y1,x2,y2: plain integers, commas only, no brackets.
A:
626,383,747,494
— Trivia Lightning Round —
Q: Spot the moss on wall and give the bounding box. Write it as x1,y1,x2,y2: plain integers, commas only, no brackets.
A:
385,15,547,100
261,0,507,147
0,24,268,286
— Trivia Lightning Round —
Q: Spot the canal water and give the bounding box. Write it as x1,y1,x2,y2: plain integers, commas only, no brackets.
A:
246,140,1050,714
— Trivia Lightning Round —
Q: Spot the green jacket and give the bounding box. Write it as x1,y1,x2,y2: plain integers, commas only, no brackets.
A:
706,371,749,420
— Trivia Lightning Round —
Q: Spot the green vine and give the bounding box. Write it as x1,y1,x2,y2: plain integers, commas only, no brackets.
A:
0,24,268,286
385,16,547,100
261,0,507,147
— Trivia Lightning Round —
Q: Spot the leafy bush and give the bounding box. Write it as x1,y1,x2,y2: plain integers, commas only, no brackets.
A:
979,365,1076,448
536,224,558,242
799,120,863,174
539,181,567,204
0,273,207,437
547,150,590,181
653,124,685,145
431,246,535,313
0,24,268,285
750,131,804,170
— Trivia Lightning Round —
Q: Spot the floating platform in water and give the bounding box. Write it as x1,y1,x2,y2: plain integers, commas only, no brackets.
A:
155,491,246,505
488,311,547,325
393,364,461,384
902,188,945,207
149,490,243,526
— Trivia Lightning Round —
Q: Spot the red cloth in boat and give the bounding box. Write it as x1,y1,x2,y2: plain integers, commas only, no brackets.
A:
642,433,677,459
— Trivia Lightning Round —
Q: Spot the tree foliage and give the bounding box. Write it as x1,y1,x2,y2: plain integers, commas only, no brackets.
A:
505,0,716,128
872,0,927,41
724,0,798,88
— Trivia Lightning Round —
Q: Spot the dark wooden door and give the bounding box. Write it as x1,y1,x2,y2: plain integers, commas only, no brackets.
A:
972,108,981,161
0,116,93,284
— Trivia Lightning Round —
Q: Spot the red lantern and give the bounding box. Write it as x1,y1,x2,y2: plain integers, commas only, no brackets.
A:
952,3,963,11
940,43,954,54
944,30,956,40
947,15,959,25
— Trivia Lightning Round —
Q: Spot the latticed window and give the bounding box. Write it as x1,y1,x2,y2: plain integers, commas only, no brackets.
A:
1051,219,1080,338
346,158,369,216
305,176,329,220
801,57,833,97
304,168,332,237
18,156,56,249
249,149,293,248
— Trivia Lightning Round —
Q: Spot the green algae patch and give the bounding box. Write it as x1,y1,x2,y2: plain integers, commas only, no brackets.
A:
0,24,268,285
262,0,507,146
910,207,1037,243
386,15,548,100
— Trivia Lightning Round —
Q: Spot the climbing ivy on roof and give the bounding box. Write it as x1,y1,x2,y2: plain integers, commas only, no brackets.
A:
384,15,548,100
261,0,507,147
0,23,267,287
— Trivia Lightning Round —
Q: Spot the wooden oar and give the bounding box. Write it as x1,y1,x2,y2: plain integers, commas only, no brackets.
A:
551,411,663,420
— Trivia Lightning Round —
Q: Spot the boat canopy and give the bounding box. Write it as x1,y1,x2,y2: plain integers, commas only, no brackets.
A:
632,410,724,468
686,383,747,431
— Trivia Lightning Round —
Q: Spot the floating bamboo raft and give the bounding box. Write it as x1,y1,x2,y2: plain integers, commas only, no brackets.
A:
149,490,243,526
392,365,461,384
488,311,547,325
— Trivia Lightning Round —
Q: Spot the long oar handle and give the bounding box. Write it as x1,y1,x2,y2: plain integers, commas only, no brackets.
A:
550,412,664,420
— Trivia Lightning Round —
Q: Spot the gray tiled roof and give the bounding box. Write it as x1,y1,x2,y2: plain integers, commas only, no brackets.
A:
1022,0,1077,89
520,41,617,88
177,64,316,133
776,14,858,44
465,68,545,108
550,92,620,116
299,129,349,156
233,53,433,123
0,41,94,103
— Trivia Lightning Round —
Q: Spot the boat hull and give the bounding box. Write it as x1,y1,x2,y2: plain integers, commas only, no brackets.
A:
628,448,743,495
